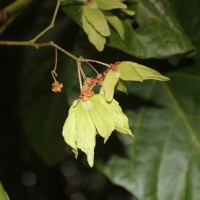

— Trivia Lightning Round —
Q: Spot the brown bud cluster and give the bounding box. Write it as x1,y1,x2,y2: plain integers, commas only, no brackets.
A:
79,77,96,101
52,81,63,92
109,61,120,71
79,62,121,101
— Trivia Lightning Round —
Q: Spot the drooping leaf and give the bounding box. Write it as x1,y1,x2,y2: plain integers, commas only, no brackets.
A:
105,13,125,40
110,99,133,135
62,106,77,157
118,61,170,81
75,102,96,167
83,5,110,37
0,183,9,200
62,94,132,167
102,70,120,102
90,95,115,142
82,14,106,51
94,0,127,10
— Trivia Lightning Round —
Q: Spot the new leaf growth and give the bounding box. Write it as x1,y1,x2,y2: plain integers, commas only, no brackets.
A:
62,58,169,167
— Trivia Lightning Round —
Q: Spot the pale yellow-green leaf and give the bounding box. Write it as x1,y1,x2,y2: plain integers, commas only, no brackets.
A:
83,5,110,36
99,86,104,95
116,79,127,94
118,61,170,81
0,183,9,200
75,103,96,167
62,106,78,157
121,9,135,16
82,14,106,51
118,62,143,81
102,70,120,102
110,99,133,136
94,0,127,10
90,95,115,142
105,14,125,40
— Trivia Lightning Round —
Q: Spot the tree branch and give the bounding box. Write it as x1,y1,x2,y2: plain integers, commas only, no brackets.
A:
30,0,61,42
0,40,78,61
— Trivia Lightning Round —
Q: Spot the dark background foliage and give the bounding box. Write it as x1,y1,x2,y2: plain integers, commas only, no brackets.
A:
0,1,135,200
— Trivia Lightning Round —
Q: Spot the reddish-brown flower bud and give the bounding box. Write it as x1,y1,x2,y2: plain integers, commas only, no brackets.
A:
52,81,63,92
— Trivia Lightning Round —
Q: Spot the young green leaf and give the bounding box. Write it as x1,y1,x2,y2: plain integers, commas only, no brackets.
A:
75,103,96,167
102,70,120,102
101,61,169,102
62,94,133,167
83,5,110,36
63,106,78,158
118,61,170,81
89,96,115,142
105,14,125,40
94,0,127,10
121,9,136,16
118,62,143,82
82,14,106,51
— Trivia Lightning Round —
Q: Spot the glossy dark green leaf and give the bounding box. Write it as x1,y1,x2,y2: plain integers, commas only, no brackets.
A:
98,71,200,199
97,1,200,198
107,0,195,58
62,0,195,58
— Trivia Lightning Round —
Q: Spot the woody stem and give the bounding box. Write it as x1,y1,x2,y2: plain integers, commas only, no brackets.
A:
0,40,78,61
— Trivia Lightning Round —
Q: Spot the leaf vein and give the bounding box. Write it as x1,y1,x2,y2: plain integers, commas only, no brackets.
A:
162,83,200,150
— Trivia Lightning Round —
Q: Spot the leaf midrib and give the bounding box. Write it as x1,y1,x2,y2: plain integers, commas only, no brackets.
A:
163,83,200,150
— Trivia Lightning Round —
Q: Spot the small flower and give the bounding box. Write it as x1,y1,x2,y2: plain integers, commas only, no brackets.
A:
52,81,63,92
62,94,133,167
101,61,170,102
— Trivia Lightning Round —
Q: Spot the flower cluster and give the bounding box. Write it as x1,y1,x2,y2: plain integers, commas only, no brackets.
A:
61,59,169,167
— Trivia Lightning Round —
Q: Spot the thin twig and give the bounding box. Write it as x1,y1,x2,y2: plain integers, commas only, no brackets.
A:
77,58,86,80
85,60,99,74
4,0,32,14
50,41,78,61
51,48,58,82
84,59,110,67
77,67,83,91
30,0,61,42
